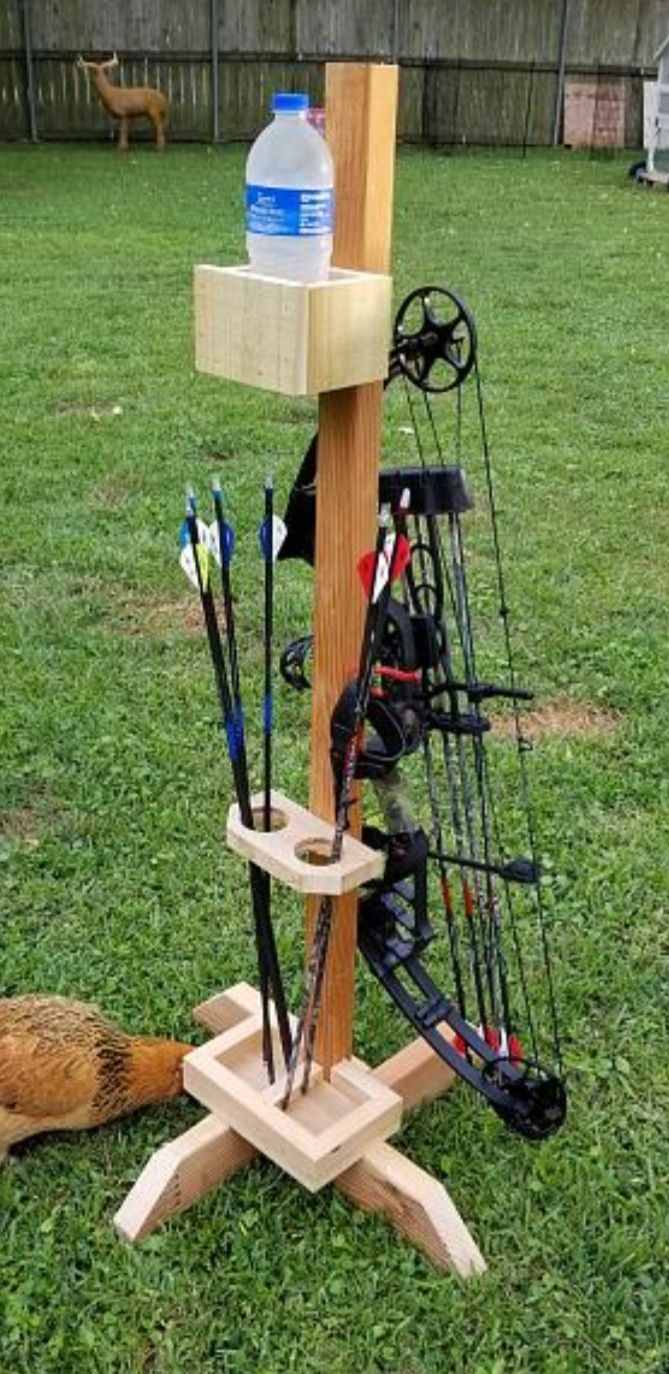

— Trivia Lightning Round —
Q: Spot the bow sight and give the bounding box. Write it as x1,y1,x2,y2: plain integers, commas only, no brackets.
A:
281,281,567,1141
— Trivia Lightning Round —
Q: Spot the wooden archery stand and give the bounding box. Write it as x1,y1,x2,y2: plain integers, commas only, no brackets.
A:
114,63,486,1279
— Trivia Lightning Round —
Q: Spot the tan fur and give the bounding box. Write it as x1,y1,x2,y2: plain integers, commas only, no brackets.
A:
76,54,168,151
0,995,190,1161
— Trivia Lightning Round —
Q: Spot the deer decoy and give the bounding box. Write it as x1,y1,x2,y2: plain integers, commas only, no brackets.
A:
76,53,168,151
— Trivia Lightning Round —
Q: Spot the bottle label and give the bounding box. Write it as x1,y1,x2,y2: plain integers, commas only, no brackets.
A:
245,185,334,237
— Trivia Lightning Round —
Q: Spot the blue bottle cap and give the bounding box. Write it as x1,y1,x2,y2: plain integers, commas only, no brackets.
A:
272,92,309,113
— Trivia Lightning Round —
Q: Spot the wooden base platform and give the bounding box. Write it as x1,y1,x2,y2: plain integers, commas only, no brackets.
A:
183,989,402,1191
113,983,486,1278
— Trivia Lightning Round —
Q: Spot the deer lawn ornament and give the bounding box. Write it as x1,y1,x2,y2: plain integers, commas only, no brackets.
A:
76,53,168,151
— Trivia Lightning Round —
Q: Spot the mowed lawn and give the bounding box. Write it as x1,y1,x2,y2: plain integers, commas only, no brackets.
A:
0,142,668,1373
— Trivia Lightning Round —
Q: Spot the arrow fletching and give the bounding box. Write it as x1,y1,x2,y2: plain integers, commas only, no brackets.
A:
357,546,385,600
208,516,235,569
368,487,411,600
259,513,287,563
390,532,411,582
209,477,236,569
357,532,411,602
179,515,210,551
179,514,211,591
180,539,210,592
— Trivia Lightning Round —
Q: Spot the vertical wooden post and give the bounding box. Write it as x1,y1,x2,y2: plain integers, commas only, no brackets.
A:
308,63,398,1071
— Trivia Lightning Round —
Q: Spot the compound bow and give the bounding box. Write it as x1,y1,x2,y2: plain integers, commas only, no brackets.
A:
280,285,567,1141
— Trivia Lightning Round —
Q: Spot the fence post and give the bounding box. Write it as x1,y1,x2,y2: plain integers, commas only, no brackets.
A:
18,0,38,141
210,0,219,142
552,0,572,145
391,0,400,60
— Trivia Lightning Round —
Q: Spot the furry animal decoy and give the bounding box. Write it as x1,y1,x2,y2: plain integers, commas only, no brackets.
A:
76,53,168,151
0,995,191,1162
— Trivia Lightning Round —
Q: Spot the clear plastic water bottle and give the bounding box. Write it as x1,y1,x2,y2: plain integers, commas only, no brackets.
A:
245,92,334,283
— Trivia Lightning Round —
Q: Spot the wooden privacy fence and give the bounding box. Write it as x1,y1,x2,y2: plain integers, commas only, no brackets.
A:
1,0,667,147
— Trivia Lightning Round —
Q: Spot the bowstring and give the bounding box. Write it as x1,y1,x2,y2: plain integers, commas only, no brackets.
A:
471,361,563,1072
421,386,541,1063
408,381,504,1035
402,378,494,1037
402,367,548,1066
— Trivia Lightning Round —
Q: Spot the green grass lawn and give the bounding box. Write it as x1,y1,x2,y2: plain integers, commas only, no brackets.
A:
1,141,668,1373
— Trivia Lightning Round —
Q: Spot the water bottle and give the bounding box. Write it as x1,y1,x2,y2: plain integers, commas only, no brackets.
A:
245,92,334,284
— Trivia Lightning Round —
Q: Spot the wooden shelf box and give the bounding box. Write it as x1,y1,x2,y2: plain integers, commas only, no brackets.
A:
183,1001,403,1192
194,264,392,396
227,790,385,895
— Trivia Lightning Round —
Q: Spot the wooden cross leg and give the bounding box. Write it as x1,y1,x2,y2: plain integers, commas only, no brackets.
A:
113,985,486,1278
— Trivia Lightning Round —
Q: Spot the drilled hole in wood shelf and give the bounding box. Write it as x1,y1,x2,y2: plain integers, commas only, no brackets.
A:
295,838,335,867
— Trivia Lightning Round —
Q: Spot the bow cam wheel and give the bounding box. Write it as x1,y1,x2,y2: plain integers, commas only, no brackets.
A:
393,285,477,394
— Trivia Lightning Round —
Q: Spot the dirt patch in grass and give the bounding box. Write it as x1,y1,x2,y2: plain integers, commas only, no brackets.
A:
496,699,621,740
0,806,42,849
54,401,123,421
191,449,236,469
115,593,204,638
208,449,236,465
88,475,140,511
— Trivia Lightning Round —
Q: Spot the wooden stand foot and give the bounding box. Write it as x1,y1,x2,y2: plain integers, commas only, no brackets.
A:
375,1025,457,1111
337,1141,486,1276
115,1102,484,1276
114,1113,255,1243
